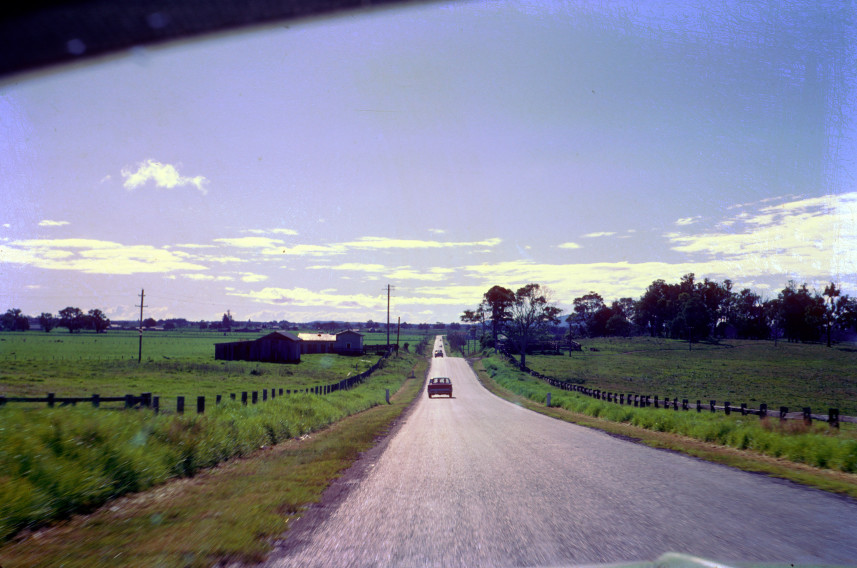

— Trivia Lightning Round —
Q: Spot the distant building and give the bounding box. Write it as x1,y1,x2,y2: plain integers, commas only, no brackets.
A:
215,331,301,363
334,330,364,355
296,330,364,355
297,332,336,354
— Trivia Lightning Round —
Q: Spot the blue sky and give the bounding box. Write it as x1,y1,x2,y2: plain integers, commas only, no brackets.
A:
1,0,855,324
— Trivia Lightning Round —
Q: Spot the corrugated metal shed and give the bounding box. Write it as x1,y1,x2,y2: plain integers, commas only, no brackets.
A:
214,331,301,363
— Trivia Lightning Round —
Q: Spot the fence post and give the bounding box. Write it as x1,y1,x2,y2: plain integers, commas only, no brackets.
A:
803,407,812,426
230,393,236,401
779,406,788,421
47,392,55,408
141,392,152,408
279,388,283,395
216,394,222,405
546,392,551,407
153,396,159,414
682,399,688,411
92,394,100,408
759,403,767,419
252,391,258,404
242,392,248,405
197,396,205,414
619,394,625,405
724,401,731,415
125,394,134,409
829,408,840,429
740,403,747,416
263,389,267,402
710,400,716,413
177,396,185,414
385,388,390,404
654,395,659,408
696,400,701,412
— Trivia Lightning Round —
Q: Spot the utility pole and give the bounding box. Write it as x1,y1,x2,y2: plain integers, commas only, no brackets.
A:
396,316,400,355
386,284,392,350
136,289,147,363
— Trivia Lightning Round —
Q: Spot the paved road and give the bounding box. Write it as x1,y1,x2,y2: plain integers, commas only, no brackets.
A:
264,337,857,567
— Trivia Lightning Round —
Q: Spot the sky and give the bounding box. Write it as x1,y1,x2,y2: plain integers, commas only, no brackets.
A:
1,0,855,325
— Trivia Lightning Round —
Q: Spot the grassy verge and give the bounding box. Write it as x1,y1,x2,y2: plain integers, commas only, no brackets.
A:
524,337,857,415
0,349,427,567
474,355,857,499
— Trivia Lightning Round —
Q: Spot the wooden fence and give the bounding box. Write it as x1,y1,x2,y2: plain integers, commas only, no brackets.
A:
0,350,393,415
501,351,855,429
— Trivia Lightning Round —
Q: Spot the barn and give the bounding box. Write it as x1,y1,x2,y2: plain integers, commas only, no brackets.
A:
334,330,364,355
214,331,301,363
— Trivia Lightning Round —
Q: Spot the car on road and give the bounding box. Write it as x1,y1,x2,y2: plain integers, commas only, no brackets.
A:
427,377,452,398
434,350,443,357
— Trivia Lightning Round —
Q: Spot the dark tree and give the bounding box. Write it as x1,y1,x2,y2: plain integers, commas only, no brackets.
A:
142,317,158,329
504,283,562,368
38,312,57,333
87,309,111,333
1,308,30,331
823,282,841,347
59,307,85,333
483,285,515,345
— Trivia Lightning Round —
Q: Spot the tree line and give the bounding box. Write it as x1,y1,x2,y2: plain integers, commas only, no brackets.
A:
462,275,857,364
1,307,111,333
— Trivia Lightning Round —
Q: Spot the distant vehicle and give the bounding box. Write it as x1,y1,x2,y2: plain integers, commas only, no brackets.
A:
434,350,443,357
427,377,452,398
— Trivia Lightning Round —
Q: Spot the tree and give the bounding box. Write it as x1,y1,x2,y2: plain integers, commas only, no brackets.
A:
568,292,606,337
483,285,515,346
1,308,29,331
221,311,234,332
823,282,841,347
38,312,57,333
59,307,85,333
504,283,562,368
142,317,157,329
86,309,110,333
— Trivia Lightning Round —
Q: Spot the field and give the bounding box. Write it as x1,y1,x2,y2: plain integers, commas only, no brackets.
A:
0,330,431,410
0,330,431,546
520,337,857,416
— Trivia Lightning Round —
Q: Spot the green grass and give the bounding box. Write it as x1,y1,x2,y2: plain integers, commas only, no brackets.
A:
522,337,857,416
481,354,857,476
0,331,402,410
0,331,432,546
0,349,429,567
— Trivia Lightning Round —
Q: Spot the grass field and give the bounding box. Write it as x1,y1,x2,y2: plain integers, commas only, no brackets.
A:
0,330,429,410
519,337,857,416
0,330,432,548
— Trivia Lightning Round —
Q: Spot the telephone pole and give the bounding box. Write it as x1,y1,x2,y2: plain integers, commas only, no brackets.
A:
386,284,391,349
136,289,147,363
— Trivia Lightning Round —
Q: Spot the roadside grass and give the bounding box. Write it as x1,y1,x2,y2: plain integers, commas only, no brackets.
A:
0,343,425,545
476,355,857,498
0,349,427,567
524,337,857,416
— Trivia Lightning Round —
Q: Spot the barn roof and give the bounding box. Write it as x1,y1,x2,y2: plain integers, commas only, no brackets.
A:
297,332,336,342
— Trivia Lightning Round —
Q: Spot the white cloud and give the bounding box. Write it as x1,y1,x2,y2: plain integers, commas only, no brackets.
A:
675,216,701,226
121,159,209,195
38,220,70,227
581,231,616,238
558,242,582,249
3,238,208,275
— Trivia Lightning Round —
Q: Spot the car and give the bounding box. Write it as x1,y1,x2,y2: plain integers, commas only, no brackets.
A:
434,350,444,357
427,377,452,398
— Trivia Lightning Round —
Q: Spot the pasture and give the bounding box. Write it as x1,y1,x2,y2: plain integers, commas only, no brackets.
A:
521,337,857,416
0,330,428,409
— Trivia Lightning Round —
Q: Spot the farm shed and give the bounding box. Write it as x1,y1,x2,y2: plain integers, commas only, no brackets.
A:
334,330,363,355
215,331,301,363
297,332,336,354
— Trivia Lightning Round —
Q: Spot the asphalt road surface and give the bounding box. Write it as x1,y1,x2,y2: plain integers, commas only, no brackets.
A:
264,337,857,567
